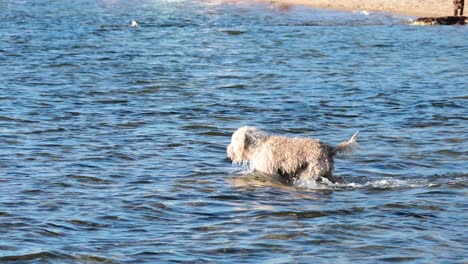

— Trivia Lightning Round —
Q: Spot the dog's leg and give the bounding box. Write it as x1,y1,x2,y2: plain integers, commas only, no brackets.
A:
277,162,309,184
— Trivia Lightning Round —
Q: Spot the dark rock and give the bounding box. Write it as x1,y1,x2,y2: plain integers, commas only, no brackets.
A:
412,16,468,25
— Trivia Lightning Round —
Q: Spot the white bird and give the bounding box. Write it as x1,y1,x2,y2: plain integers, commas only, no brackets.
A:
131,20,138,27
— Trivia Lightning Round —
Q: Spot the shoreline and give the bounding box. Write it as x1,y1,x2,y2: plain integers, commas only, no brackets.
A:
228,0,453,17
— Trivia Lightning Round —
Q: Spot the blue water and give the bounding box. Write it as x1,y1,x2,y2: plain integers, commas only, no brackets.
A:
1,0,467,263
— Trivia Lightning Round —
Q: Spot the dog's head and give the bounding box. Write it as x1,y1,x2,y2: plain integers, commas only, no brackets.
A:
227,126,264,163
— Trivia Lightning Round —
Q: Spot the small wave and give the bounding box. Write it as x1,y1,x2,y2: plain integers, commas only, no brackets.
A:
0,251,117,263
232,171,467,191
231,170,426,190
354,10,371,16
295,173,467,191
296,177,424,190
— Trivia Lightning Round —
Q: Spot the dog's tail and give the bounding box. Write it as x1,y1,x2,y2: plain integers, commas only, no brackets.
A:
333,131,359,156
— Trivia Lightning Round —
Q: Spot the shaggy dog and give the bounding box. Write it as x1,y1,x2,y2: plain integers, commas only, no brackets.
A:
227,126,359,184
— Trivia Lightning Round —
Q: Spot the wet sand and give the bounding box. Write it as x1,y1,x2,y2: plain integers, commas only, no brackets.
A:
231,0,453,17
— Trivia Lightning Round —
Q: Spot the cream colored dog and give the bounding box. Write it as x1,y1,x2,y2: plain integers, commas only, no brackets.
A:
227,126,359,183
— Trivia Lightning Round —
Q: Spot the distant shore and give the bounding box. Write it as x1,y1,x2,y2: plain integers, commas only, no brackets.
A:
226,0,453,17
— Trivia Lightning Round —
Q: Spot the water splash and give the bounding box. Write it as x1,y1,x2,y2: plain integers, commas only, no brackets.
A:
230,160,468,191
354,10,371,16
295,174,467,191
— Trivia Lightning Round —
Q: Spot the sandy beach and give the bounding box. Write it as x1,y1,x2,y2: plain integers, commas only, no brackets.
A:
235,0,453,17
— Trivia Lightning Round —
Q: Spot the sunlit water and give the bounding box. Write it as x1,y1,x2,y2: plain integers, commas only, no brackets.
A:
1,0,467,263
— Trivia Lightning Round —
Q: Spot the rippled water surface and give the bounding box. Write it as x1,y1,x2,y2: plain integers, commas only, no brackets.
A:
1,0,467,263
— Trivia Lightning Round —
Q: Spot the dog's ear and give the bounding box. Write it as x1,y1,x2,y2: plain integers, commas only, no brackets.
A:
227,126,260,163
235,129,250,161
243,132,253,150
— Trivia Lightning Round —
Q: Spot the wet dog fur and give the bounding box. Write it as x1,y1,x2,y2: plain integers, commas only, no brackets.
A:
227,126,359,184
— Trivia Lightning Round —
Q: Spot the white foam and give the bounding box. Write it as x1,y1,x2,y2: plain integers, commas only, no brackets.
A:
359,11,370,16
295,177,428,190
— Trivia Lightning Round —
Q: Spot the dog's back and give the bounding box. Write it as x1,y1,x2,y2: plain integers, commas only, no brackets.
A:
250,135,335,182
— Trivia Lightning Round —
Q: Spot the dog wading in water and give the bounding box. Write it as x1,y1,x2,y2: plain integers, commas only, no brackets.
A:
227,126,359,184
